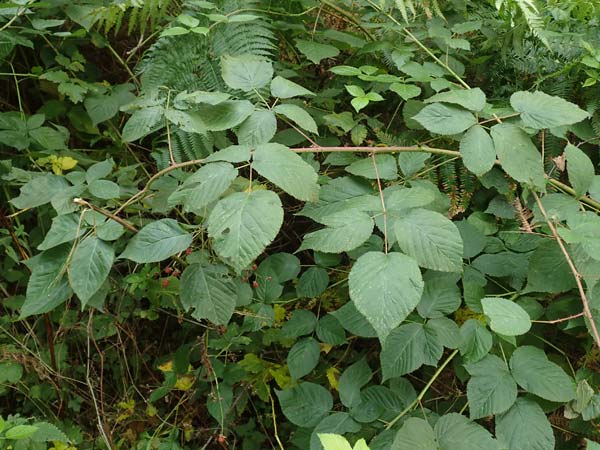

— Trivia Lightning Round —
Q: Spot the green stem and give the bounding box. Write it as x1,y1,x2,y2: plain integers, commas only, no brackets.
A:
385,349,459,430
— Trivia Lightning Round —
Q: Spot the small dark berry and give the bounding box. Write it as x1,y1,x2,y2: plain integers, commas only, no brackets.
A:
252,280,259,289
185,248,193,255
252,264,258,271
173,270,180,278
164,267,173,274
161,278,170,288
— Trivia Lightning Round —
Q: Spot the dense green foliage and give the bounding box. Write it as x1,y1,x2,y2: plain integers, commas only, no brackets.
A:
2,0,600,449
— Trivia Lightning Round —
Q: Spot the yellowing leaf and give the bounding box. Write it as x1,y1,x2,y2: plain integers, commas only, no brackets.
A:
269,366,291,389
158,360,173,372
320,342,333,354
174,374,195,391
326,366,341,391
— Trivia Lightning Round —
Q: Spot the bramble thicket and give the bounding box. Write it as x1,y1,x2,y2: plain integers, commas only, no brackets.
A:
2,1,600,449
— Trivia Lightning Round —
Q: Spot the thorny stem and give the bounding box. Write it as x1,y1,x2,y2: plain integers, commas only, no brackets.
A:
532,192,600,349
371,153,388,253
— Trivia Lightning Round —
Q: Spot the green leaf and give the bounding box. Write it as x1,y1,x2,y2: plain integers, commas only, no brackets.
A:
168,162,237,214
510,346,576,402
0,362,23,383
490,123,546,191
316,315,346,346
84,84,135,126
381,323,442,380
20,245,72,319
165,109,207,134
459,125,496,176
274,104,318,134
392,417,437,450
297,267,329,297
253,143,320,201
11,174,70,209
300,210,374,254
276,382,333,427
389,83,421,101
88,179,120,199
350,97,370,112
525,240,577,293
30,421,69,443
331,302,377,338
346,154,398,180
179,263,236,325
236,109,277,146
205,145,251,163
496,398,555,450
318,434,352,450
68,236,114,305
120,219,192,263
482,298,531,336
510,91,589,129
221,54,273,91
5,425,39,440
349,251,424,342
394,208,463,272
195,100,254,131
207,190,283,272
565,143,594,197
296,39,340,64
434,413,500,450
38,213,84,251
287,337,320,379
459,319,492,363
271,76,315,98
417,271,461,318
413,103,477,135
338,358,372,408
122,106,164,142
465,355,518,419
282,310,317,338
86,159,113,184
425,88,486,111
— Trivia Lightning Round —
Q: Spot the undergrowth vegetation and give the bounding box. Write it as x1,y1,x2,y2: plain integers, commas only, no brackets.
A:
2,0,600,449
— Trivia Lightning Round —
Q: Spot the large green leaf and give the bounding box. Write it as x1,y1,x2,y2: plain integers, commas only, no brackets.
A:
349,251,424,342
287,337,320,379
122,106,164,142
207,190,283,272
300,210,374,254
295,39,340,64
465,355,517,419
274,104,318,134
312,414,361,450
271,76,315,98
510,91,589,129
394,208,463,272
168,162,237,214
345,154,398,180
482,298,531,336
68,236,114,305
380,323,437,380
525,240,577,293
236,109,277,146
253,143,319,201
194,100,254,131
459,125,496,176
565,143,594,197
425,88,486,111
417,271,461,318
120,219,192,263
496,398,555,450
434,413,500,450
179,263,237,325
20,245,72,318
11,174,70,209
510,346,576,402
221,54,273,92
392,417,437,450
276,382,333,428
338,358,372,408
459,319,492,363
413,103,476,135
490,123,545,191
38,213,84,250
